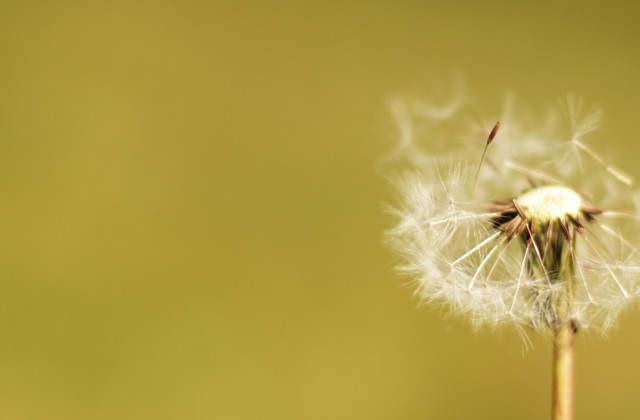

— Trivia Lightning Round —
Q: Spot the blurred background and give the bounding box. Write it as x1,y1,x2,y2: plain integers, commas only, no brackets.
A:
1,1,640,419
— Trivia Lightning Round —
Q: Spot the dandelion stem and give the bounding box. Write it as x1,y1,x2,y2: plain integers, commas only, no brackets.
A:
552,318,574,420
551,237,576,420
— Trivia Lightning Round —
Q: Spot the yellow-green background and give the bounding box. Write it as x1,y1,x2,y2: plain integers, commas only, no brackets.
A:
1,1,640,419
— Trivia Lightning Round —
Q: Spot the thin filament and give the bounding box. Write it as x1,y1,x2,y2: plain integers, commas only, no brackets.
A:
451,231,501,266
429,212,499,227
467,239,504,291
597,224,640,259
572,139,633,186
510,242,531,314
484,235,517,285
582,234,629,297
568,239,594,303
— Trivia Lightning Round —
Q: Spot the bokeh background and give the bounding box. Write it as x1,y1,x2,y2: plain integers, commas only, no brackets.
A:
2,1,640,419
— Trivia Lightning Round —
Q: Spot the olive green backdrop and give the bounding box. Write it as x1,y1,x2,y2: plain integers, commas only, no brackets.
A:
1,1,640,419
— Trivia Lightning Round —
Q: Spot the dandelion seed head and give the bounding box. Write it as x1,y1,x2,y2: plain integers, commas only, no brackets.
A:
385,91,640,335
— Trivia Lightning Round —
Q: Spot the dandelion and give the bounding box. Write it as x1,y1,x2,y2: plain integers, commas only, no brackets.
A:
386,93,640,420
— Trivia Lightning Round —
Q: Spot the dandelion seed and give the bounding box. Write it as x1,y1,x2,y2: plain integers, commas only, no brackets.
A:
472,120,500,194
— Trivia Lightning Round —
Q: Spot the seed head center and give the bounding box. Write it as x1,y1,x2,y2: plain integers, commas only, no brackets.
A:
516,185,582,223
